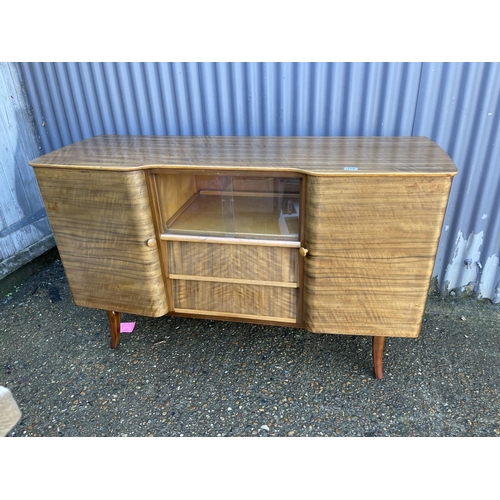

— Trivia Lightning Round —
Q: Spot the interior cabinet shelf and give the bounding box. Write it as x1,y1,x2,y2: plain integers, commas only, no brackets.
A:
164,190,300,240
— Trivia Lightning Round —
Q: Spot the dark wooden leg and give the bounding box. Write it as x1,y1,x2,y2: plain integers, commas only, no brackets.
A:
372,336,385,379
107,310,121,348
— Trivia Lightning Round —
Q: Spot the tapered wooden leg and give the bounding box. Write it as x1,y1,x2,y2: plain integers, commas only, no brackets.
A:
107,310,121,349
372,336,385,379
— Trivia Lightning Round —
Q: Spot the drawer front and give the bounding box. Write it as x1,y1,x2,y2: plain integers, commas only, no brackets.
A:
167,241,298,284
172,280,297,323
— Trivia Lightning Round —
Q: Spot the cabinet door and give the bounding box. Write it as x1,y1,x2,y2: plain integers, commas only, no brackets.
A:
34,168,168,317
303,175,453,337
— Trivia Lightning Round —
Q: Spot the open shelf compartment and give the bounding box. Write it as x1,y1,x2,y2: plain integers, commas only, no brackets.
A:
155,173,302,243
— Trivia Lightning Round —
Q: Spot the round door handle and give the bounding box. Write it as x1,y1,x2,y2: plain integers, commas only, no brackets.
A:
299,247,309,257
146,238,157,248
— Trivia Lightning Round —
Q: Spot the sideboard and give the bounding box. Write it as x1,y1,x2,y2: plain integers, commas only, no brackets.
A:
30,136,457,378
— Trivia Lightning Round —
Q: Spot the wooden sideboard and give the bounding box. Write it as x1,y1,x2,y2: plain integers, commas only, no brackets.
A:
30,136,457,378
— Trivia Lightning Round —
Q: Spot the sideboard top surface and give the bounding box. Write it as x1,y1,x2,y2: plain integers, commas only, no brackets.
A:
30,135,457,176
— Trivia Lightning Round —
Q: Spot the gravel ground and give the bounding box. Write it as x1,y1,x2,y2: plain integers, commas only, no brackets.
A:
1,248,499,437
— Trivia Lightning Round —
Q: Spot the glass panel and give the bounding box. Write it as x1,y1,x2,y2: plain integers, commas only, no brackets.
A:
220,175,235,236
163,174,301,241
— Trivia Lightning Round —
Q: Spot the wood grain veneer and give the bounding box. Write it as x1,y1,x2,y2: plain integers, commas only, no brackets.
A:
167,241,298,283
33,168,168,317
303,175,453,337
172,280,297,322
30,135,457,176
155,173,196,227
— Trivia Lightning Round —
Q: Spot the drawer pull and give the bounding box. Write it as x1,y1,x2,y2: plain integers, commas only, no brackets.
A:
299,247,309,257
146,238,157,248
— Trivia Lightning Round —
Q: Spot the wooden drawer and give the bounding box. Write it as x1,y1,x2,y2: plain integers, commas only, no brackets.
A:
167,241,298,284
172,280,297,323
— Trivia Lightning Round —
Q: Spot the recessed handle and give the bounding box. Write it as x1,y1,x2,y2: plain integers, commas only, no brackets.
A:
299,247,309,257
146,238,157,248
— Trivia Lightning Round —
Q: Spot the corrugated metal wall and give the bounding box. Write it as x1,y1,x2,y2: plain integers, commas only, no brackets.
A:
16,62,500,302
413,63,500,302
0,63,54,278
18,62,423,147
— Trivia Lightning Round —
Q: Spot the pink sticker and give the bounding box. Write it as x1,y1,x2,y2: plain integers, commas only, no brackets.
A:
120,322,136,333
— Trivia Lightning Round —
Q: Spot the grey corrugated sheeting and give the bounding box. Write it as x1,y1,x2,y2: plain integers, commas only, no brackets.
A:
18,62,423,149
413,63,500,302
0,63,54,278
16,62,500,302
